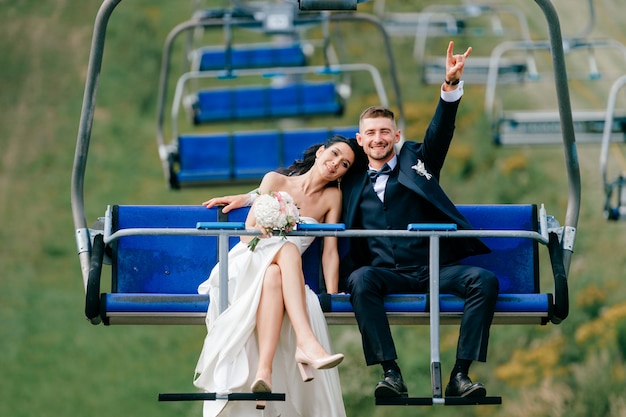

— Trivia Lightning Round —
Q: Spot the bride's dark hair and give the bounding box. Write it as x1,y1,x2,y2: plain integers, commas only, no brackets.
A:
276,135,366,182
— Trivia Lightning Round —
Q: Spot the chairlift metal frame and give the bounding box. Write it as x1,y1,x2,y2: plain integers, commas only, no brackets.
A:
411,2,537,86
484,37,626,146
413,2,534,63
154,7,405,186
484,0,626,145
71,0,580,408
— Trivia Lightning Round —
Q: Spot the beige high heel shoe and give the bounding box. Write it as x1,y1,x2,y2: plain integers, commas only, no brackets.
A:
250,378,272,393
295,347,344,382
251,377,272,410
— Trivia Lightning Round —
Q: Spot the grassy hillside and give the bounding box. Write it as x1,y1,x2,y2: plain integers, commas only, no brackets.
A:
2,1,626,416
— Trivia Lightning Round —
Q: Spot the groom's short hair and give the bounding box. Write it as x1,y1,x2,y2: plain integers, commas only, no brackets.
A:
359,106,395,122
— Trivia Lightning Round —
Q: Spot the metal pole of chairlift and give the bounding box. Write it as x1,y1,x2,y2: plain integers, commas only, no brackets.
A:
572,0,596,40
484,40,551,125
600,75,626,196
412,12,459,66
535,0,581,276
71,0,122,291
218,232,230,314
428,234,443,402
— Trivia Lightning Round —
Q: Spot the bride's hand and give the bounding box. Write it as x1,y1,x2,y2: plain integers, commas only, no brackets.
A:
240,224,270,245
258,225,273,238
244,224,272,240
202,193,253,212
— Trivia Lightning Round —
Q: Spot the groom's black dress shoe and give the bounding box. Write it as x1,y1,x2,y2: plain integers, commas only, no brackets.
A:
374,369,408,398
445,372,486,397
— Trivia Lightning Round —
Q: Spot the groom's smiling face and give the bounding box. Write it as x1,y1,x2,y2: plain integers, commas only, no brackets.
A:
356,117,400,168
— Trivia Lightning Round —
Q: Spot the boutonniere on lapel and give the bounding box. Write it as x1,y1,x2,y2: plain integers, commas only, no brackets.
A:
411,159,432,180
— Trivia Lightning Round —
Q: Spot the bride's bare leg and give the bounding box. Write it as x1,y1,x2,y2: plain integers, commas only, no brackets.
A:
272,243,331,359
254,264,284,386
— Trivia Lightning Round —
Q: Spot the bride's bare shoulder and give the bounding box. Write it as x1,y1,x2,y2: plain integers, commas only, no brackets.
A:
259,171,288,191
323,185,341,198
320,186,342,208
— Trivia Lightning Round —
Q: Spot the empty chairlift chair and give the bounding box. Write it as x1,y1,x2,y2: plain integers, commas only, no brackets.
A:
156,8,405,189
189,42,308,72
485,37,626,146
413,2,535,85
168,63,391,186
188,79,344,124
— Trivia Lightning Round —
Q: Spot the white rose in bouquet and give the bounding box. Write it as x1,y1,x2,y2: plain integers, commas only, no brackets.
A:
249,191,300,251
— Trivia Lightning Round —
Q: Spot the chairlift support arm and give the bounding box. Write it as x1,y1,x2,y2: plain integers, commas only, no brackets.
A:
71,0,122,291
534,0,580,275
482,1,580,275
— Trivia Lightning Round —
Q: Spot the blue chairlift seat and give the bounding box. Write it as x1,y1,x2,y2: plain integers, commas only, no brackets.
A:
192,43,307,72
195,89,234,122
174,126,358,186
232,131,281,179
330,126,358,138
97,204,556,326
192,81,344,124
267,84,301,118
280,126,358,166
176,133,232,183
234,86,268,119
302,82,342,114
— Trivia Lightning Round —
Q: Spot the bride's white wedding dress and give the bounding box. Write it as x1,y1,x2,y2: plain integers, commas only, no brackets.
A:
194,217,346,417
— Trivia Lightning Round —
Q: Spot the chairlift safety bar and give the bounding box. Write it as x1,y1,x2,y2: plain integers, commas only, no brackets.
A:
101,217,548,404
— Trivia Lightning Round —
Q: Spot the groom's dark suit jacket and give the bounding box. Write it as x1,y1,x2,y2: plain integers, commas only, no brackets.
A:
339,98,490,280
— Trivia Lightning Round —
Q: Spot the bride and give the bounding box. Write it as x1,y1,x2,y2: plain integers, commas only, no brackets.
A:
194,135,364,417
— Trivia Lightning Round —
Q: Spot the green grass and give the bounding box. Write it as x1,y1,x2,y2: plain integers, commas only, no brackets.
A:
2,0,626,416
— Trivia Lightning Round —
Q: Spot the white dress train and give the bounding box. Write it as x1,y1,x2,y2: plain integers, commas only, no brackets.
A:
194,217,346,417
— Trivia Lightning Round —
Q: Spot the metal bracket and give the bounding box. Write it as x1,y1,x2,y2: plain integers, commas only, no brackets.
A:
75,228,91,255
562,226,576,252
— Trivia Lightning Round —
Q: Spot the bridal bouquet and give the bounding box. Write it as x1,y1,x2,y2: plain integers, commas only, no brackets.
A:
248,191,300,252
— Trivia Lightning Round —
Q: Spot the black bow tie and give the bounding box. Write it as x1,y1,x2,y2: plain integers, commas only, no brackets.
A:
367,163,393,183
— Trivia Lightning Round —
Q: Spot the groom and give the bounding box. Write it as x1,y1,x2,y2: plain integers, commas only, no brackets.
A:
337,41,498,399
203,41,499,399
